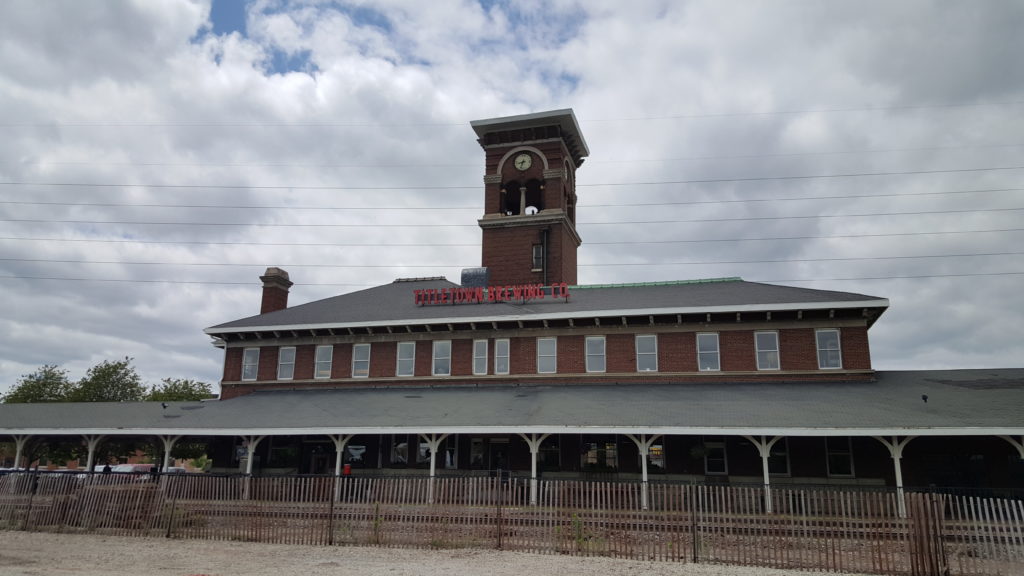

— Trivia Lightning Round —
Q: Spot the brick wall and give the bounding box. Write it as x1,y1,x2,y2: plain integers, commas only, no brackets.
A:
293,345,315,380
219,326,874,396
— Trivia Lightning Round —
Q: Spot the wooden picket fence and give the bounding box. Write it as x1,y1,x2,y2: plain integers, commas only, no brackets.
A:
1,472,1022,576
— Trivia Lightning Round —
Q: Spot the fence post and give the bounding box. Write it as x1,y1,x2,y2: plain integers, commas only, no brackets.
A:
690,484,700,563
327,475,337,545
164,478,179,538
21,471,38,531
495,475,504,550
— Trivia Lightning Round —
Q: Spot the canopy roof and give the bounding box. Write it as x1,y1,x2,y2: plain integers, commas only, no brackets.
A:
2,369,1021,438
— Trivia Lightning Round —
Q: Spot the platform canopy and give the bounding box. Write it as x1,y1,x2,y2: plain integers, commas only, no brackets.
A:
2,369,1022,439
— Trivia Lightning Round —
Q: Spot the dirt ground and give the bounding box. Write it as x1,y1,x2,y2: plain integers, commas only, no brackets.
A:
0,531,876,576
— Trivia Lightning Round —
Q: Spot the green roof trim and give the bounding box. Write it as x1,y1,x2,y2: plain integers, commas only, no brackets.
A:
571,277,743,290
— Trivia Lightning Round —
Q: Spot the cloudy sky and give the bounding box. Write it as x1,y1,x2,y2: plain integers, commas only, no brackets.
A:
1,0,1022,394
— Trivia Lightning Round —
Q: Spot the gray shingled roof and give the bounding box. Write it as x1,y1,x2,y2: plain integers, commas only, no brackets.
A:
2,369,1020,437
206,278,888,334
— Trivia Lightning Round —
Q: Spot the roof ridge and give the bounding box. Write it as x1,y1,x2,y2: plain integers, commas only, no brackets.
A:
571,277,743,290
392,276,449,283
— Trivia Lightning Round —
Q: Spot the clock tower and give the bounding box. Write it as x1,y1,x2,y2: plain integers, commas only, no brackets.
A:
470,109,589,286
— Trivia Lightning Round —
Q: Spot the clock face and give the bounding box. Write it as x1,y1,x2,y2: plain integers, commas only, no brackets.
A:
513,153,532,171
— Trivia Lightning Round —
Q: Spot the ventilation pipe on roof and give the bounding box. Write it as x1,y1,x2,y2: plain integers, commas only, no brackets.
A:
259,267,293,314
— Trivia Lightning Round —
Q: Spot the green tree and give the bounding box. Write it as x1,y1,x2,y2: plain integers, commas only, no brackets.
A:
2,365,73,403
146,378,214,401
69,357,145,402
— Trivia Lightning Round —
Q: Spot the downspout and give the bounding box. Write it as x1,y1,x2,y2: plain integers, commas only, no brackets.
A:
542,228,549,286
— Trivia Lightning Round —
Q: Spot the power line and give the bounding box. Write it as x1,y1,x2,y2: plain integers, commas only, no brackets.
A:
2,186,1020,211
3,143,1021,170
2,251,1020,269
1,98,1020,128
2,227,1023,248
2,164,1023,191
757,271,1024,283
4,207,1022,228
2,270,1022,287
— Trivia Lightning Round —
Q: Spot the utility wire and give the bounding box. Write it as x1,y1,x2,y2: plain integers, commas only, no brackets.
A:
2,164,1023,191
3,143,1021,169
2,186,1021,211
2,227,1023,248
2,271,1022,286
4,207,1022,228
2,251,1021,269
1,98,1020,128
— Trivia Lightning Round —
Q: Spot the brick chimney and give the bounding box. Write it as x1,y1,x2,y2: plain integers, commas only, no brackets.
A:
259,267,293,314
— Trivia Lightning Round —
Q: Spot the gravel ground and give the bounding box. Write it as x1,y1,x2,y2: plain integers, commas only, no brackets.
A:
0,531,876,576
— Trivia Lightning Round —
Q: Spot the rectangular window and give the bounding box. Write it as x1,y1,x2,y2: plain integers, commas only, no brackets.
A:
389,435,409,465
242,348,259,381
442,435,458,470
646,443,666,474
768,438,790,476
826,437,855,477
817,329,842,369
538,436,560,471
314,345,333,379
755,331,780,370
697,333,720,371
352,343,370,378
537,337,557,373
703,436,728,475
585,336,606,373
277,347,296,380
432,340,451,376
581,436,618,471
494,339,510,375
396,342,415,377
473,339,488,375
636,334,658,372
531,244,544,270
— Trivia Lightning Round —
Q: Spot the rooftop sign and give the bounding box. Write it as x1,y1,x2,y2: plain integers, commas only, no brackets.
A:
414,283,570,306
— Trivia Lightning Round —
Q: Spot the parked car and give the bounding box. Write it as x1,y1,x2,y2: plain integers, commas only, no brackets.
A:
111,463,157,479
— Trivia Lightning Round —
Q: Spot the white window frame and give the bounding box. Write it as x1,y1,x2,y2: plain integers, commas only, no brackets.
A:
473,339,488,375
697,333,720,371
242,348,259,381
277,346,296,380
396,342,415,377
816,329,843,369
826,436,855,478
585,336,606,373
537,337,557,374
755,331,780,371
531,244,544,271
768,438,791,477
314,345,333,379
636,334,658,372
352,343,370,378
494,338,510,375
703,436,728,475
432,340,452,376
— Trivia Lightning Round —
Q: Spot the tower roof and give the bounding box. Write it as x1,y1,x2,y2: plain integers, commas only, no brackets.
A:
471,108,589,165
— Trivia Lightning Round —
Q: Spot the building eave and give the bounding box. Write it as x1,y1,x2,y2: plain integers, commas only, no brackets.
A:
204,299,890,336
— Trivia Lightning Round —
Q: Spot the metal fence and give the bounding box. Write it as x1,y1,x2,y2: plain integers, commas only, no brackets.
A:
1,472,1021,576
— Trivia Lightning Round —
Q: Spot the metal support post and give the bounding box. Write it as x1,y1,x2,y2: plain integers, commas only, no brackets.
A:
743,435,783,514
873,435,916,518
517,433,550,505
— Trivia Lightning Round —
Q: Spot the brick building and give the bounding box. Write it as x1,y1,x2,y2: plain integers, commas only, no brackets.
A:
2,110,1022,504
196,110,1021,494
